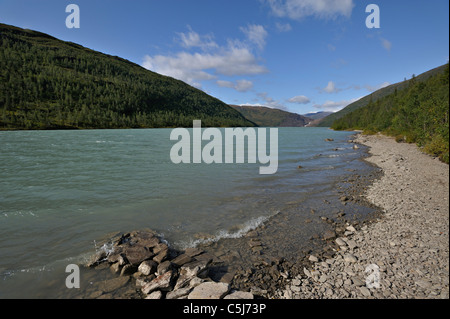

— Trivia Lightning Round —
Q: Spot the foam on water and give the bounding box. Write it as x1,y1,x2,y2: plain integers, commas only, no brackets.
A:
174,213,276,250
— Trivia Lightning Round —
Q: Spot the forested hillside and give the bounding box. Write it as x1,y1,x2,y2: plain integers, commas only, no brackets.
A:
317,64,449,127
332,64,449,163
0,23,254,129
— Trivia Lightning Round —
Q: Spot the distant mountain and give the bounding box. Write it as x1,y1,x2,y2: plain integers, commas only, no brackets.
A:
230,105,312,127
316,64,449,127
302,111,334,120
0,23,254,130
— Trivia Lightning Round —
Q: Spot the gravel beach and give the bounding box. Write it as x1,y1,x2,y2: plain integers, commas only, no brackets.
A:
275,133,449,299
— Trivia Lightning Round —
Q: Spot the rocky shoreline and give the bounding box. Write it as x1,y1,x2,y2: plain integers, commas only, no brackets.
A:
80,133,389,299
80,133,448,299
275,134,449,299
84,230,253,299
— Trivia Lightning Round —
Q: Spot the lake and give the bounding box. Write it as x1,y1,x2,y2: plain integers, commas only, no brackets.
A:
0,127,374,298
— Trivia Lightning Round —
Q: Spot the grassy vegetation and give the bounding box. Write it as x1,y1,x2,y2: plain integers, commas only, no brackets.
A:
0,23,254,130
331,64,449,163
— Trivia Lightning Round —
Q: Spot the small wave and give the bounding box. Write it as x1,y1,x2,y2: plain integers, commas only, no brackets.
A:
1,211,37,219
175,214,275,249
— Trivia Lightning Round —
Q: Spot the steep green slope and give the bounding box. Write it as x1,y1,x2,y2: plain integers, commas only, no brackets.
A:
332,64,449,163
0,23,254,129
230,105,311,127
317,64,449,127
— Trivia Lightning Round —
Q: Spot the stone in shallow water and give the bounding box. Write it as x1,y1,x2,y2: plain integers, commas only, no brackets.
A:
100,276,130,293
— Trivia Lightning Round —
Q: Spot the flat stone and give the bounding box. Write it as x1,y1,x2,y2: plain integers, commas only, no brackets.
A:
123,246,154,266
352,277,365,287
416,280,432,289
224,291,254,299
171,254,193,267
309,255,319,262
153,243,168,254
138,260,158,276
153,248,169,264
347,240,358,249
166,287,193,299
303,268,311,277
184,247,204,258
174,260,211,290
138,237,161,249
336,238,346,246
318,275,328,283
145,291,163,299
360,286,371,297
142,270,173,295
344,254,358,263
346,225,357,232
188,282,230,299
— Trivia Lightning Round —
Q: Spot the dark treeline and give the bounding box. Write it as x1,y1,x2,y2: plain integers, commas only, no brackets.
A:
0,23,255,130
332,64,449,163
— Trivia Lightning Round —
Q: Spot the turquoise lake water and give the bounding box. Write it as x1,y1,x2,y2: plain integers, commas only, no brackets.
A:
0,127,367,298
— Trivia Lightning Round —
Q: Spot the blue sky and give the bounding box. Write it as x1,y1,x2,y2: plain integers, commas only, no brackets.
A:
1,0,448,115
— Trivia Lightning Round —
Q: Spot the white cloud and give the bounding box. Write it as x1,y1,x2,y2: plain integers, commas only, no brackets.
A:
276,22,292,32
266,0,354,20
217,79,254,92
240,24,268,50
381,38,392,52
313,97,362,112
177,27,218,50
256,92,287,110
320,81,342,94
235,79,254,92
142,37,268,87
288,95,311,104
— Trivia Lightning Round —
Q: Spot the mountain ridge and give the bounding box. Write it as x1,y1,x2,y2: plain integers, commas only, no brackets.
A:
0,23,255,130
230,105,312,127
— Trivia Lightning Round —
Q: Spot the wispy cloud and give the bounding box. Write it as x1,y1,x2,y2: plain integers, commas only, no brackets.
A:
256,92,287,110
380,38,392,52
240,24,268,50
275,22,292,32
217,79,254,92
288,95,311,104
266,0,354,20
313,96,362,112
319,81,342,94
177,26,218,50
